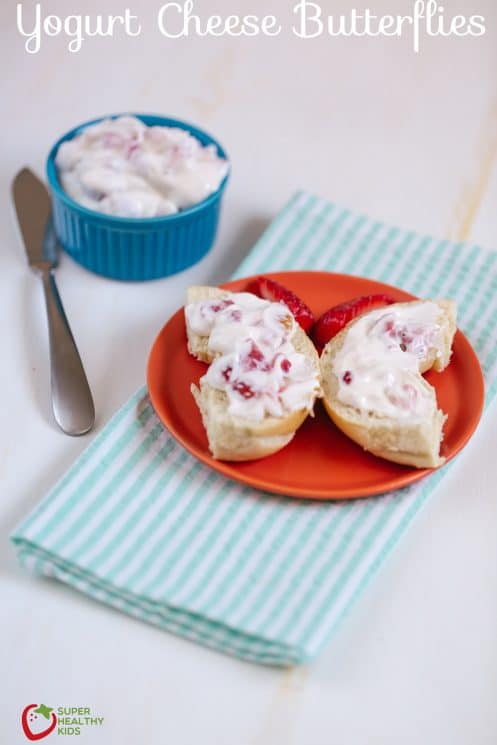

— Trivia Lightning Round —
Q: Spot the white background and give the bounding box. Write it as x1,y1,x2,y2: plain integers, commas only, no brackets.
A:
1,1,497,743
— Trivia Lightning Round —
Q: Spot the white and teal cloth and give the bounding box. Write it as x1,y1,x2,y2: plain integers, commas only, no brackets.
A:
11,192,497,666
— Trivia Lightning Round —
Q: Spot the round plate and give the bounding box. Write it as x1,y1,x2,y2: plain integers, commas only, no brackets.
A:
147,271,484,499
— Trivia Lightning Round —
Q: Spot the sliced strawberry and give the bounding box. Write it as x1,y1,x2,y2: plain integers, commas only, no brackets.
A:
313,293,395,349
247,276,315,333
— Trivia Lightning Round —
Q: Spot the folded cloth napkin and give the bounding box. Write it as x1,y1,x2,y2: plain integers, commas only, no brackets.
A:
12,191,497,666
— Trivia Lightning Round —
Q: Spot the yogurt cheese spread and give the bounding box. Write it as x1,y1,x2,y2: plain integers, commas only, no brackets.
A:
333,302,443,420
55,115,229,218
185,292,320,421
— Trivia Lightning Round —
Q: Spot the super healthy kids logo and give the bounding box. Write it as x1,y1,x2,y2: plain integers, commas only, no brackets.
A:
16,0,486,54
21,704,104,740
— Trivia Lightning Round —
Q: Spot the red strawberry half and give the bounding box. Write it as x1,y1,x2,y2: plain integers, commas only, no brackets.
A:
313,293,395,349
247,276,315,333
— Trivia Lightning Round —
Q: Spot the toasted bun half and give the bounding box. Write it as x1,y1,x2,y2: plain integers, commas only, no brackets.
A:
186,286,321,461
320,300,456,469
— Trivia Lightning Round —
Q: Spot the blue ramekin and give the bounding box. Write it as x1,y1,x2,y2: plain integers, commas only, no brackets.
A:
46,113,229,281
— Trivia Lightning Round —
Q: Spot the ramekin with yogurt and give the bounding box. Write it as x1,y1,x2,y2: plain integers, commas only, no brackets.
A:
55,115,229,219
46,114,230,280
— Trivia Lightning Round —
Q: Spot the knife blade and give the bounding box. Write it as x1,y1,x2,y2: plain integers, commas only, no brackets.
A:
12,167,57,270
12,168,95,436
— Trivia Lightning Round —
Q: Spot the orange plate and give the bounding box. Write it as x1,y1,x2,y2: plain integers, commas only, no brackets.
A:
147,271,485,499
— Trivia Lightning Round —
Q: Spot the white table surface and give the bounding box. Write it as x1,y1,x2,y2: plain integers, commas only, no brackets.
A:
2,1,497,742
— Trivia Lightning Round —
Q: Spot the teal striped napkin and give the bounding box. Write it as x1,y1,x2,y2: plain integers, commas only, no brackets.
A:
11,192,497,666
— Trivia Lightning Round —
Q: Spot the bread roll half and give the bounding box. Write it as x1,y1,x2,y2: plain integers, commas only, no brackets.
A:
320,300,456,468
186,286,321,461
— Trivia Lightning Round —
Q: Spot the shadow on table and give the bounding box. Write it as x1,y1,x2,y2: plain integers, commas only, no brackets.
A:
208,215,271,285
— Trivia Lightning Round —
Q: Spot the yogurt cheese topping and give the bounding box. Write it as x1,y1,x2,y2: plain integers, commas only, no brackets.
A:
333,302,443,420
185,292,320,421
55,115,229,218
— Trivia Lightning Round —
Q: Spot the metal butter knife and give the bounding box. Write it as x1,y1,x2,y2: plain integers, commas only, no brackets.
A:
12,168,95,436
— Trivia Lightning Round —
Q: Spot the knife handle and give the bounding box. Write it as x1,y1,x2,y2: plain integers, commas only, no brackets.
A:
40,270,95,435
